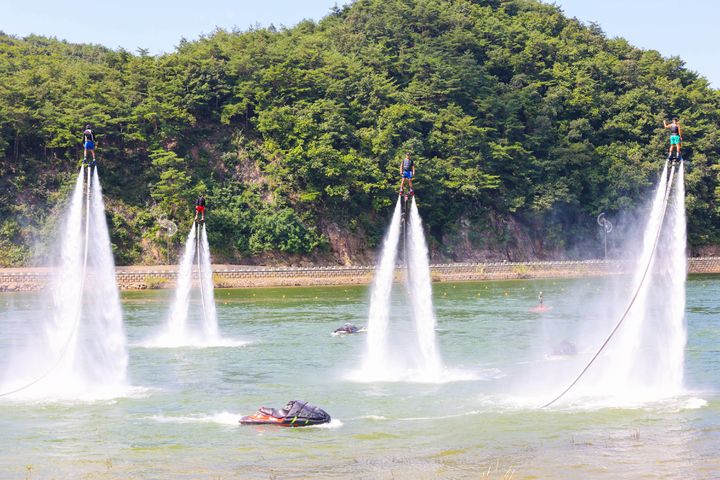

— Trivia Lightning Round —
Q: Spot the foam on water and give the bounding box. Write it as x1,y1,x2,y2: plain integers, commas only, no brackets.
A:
312,419,343,429
149,411,242,426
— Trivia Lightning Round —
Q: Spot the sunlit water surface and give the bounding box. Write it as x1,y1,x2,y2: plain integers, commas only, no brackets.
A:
0,276,718,479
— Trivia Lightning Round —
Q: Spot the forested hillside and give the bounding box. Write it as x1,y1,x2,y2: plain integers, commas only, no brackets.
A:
1,0,719,266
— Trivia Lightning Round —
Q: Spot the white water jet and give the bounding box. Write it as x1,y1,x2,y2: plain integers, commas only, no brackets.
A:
1,167,128,400
154,224,197,345
199,224,219,339
407,197,442,377
45,170,87,376
361,199,402,375
660,162,687,390
82,170,128,386
593,163,672,394
354,197,456,383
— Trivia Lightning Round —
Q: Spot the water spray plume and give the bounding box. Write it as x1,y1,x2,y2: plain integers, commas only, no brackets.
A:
150,221,220,346
363,199,402,373
407,197,442,375
199,224,218,339
165,223,197,341
360,196,444,381
542,160,685,407
0,167,128,399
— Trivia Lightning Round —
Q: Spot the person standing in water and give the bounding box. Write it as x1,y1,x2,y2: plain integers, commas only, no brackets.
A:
82,125,96,166
399,152,415,195
663,118,683,161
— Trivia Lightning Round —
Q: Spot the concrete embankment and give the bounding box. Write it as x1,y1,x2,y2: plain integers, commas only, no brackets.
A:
1,258,719,292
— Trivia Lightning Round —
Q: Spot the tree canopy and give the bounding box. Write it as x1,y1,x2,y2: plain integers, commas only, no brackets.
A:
1,0,718,266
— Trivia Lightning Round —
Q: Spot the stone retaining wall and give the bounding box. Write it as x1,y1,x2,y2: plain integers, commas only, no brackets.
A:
1,258,719,291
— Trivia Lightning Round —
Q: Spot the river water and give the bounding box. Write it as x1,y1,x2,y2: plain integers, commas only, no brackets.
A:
0,276,718,479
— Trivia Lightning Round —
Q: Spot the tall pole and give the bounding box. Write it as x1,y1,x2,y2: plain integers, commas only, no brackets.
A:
597,212,612,260
604,228,608,260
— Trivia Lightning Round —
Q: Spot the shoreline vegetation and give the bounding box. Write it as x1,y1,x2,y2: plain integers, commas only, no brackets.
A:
1,258,718,292
1,0,720,268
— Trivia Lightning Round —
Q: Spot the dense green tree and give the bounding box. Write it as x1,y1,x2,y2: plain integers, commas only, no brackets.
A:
0,0,719,266
149,149,192,221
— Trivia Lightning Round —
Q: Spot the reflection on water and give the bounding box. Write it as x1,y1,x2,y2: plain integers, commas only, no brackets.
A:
0,276,718,479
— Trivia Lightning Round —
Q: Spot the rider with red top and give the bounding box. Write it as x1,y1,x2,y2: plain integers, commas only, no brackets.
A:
194,195,206,222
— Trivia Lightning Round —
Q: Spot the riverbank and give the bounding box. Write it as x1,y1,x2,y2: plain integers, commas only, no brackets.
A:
1,258,719,291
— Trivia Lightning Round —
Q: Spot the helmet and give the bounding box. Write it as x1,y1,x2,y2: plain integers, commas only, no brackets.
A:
85,124,91,129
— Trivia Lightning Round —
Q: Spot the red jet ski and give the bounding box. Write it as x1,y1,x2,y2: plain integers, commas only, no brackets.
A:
239,400,331,427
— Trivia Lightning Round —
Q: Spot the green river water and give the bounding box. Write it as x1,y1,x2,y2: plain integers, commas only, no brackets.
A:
0,276,718,479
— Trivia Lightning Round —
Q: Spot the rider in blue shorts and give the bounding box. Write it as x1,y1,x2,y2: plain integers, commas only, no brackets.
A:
83,125,96,166
399,152,415,195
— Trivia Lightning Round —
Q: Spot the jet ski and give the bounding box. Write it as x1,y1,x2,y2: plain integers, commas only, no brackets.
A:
332,322,366,336
239,400,331,427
